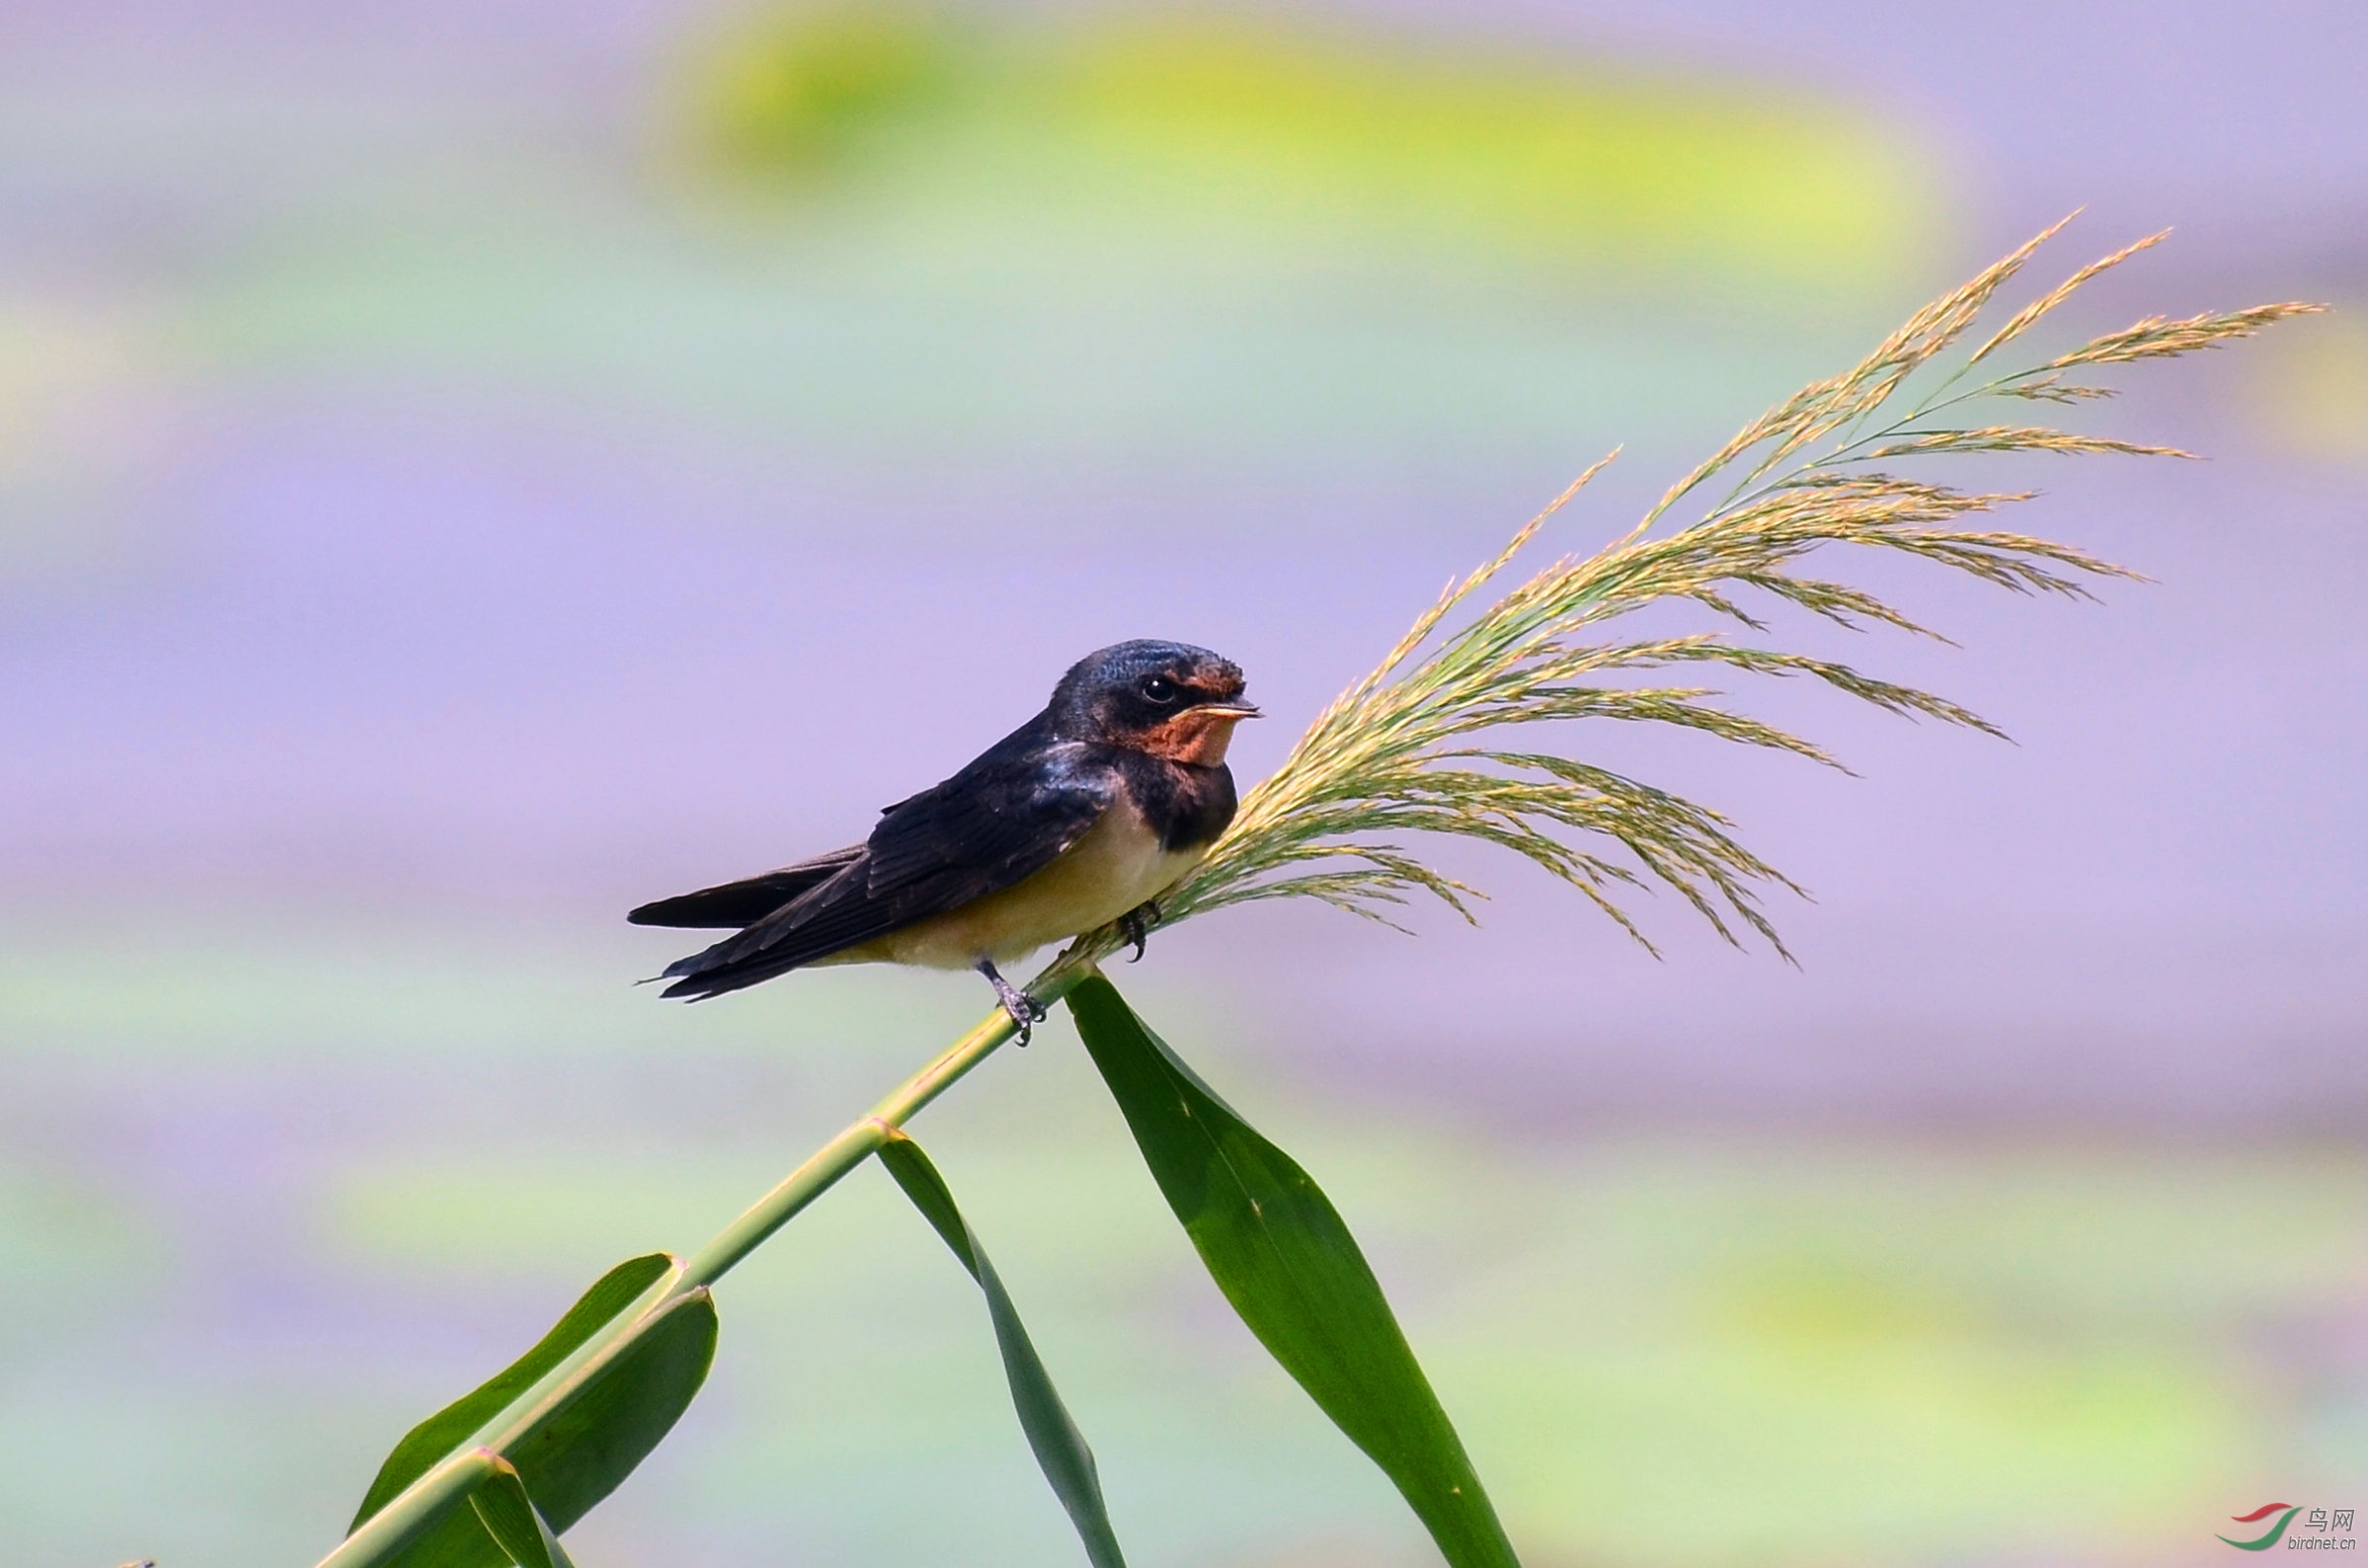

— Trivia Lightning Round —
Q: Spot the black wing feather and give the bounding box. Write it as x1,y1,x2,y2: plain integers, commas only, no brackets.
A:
656,719,1112,999
627,846,866,928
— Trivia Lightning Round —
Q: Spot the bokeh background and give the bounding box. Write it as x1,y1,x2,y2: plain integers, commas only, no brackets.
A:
3,1,2363,1564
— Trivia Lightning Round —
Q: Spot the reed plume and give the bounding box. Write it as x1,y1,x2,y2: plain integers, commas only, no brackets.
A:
1150,218,2323,957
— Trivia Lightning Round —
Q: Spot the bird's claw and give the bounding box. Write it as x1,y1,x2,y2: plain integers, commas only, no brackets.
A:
978,960,1047,1046
1120,900,1162,963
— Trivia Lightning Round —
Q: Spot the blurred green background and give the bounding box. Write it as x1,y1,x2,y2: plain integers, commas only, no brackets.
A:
2,2,2362,1564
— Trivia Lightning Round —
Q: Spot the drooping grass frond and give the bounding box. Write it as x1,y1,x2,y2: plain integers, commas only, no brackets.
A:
1153,220,2324,957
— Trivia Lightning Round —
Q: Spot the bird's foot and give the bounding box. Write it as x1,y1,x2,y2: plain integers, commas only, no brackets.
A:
977,959,1047,1045
1119,900,1162,963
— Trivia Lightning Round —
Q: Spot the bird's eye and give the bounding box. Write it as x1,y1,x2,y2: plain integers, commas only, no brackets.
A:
1140,674,1178,703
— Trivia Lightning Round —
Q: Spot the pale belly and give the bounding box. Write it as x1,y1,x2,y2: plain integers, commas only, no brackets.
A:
824,804,1205,971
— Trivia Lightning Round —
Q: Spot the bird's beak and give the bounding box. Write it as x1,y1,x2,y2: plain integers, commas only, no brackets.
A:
1198,702,1262,721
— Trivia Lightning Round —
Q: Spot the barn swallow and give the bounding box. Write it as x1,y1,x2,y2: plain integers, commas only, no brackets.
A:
631,640,1256,1040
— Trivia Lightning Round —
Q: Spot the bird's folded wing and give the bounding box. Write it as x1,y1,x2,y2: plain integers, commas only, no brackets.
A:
662,743,1112,989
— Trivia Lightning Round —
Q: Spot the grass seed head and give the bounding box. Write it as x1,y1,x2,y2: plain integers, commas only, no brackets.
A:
1083,221,2325,964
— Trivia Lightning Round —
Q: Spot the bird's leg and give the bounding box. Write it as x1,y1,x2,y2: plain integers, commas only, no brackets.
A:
976,958,1047,1045
1119,899,1163,963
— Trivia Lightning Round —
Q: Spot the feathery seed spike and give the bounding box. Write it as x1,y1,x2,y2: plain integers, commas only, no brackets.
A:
1129,225,2318,957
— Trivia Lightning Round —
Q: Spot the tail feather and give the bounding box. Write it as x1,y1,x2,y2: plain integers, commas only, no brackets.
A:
660,953,805,1000
628,846,863,928
642,846,880,999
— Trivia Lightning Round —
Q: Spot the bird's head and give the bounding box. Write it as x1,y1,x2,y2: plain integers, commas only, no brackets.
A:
1050,640,1258,765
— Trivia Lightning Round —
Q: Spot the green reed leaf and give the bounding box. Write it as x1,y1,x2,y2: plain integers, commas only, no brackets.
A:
468,1458,577,1568
345,1268,717,1568
1066,974,1519,1568
352,1253,674,1530
494,1287,717,1535
878,1130,1129,1568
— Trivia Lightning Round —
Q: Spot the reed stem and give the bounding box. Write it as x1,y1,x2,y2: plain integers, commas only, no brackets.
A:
680,960,1094,1288
314,955,1106,1568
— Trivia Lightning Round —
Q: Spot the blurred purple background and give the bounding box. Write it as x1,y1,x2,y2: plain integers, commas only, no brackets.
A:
2,3,2362,1565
